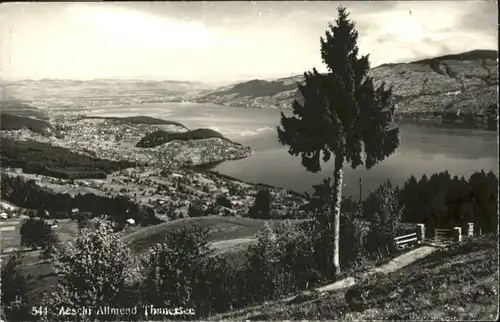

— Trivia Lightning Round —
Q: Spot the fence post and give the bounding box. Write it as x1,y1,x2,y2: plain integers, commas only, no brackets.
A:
453,227,462,242
434,228,438,243
416,223,425,243
467,222,474,237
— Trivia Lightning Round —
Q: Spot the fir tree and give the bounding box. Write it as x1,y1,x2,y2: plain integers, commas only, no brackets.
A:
277,6,399,274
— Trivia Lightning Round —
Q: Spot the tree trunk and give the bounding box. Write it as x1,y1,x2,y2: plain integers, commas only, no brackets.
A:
331,156,344,275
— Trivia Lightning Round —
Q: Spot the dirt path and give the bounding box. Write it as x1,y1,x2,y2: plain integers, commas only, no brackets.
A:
316,246,438,293
372,245,438,275
210,238,256,253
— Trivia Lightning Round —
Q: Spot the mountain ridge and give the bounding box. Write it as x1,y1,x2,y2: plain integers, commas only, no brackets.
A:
192,49,498,129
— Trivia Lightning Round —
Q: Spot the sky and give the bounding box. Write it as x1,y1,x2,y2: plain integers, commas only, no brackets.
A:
0,1,497,84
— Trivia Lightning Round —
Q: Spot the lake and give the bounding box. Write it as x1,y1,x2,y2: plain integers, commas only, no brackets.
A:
85,102,498,197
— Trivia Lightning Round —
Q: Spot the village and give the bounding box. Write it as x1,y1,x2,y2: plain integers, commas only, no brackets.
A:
0,114,254,166
1,163,308,222
1,111,307,223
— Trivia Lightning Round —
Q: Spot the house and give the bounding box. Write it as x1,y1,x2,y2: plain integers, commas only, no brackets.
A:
126,218,136,225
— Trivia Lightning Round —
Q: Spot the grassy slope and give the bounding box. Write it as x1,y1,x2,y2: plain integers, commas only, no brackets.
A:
212,234,498,321
4,215,296,306
0,101,48,119
217,79,298,99
121,215,300,254
0,138,135,179
0,113,52,134
0,218,80,306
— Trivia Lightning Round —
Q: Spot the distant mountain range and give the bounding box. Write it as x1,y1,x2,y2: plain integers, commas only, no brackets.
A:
0,79,214,107
193,50,498,128
1,78,210,87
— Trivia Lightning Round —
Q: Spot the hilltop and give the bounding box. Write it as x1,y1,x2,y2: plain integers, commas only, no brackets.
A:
136,128,238,148
0,138,136,179
194,50,498,129
79,116,188,129
0,113,52,135
0,100,48,119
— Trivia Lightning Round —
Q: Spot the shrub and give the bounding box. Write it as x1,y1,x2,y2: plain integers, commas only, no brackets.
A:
188,201,205,217
202,254,239,314
1,252,31,321
19,218,57,250
41,219,134,321
246,221,318,302
38,230,60,262
139,223,213,317
248,189,272,219
305,177,369,277
216,194,232,208
363,181,404,251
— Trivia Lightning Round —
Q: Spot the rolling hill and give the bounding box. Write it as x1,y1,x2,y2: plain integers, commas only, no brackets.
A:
135,128,238,148
80,115,188,129
120,215,304,254
0,113,52,135
9,215,305,308
194,50,498,129
0,100,48,119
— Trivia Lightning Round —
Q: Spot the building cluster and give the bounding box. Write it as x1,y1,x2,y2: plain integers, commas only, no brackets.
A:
1,110,304,222
1,116,253,167
2,163,307,222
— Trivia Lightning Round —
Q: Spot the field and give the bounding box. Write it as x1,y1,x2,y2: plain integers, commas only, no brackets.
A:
211,234,499,321
121,215,305,254
0,217,80,305
1,214,302,307
0,218,78,254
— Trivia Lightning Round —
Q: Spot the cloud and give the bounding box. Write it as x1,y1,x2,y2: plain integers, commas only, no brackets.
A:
347,1,498,66
0,1,497,82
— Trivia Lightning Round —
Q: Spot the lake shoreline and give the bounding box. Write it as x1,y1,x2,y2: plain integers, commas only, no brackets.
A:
61,102,496,196
47,100,498,132
191,101,497,132
182,164,307,198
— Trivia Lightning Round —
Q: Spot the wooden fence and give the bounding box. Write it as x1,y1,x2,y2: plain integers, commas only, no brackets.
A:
392,222,472,249
394,232,419,250
393,223,425,250
434,228,454,244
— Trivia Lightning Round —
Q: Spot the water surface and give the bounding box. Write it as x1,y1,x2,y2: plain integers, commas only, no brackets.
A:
86,103,498,197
